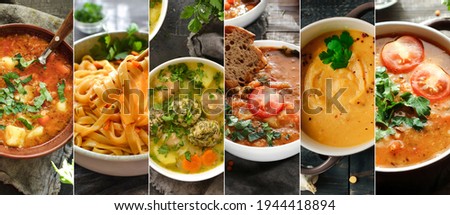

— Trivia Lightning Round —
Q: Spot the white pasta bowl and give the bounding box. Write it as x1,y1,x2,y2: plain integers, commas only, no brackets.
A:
149,57,225,182
225,40,301,162
74,31,149,176
224,0,267,27
149,0,168,41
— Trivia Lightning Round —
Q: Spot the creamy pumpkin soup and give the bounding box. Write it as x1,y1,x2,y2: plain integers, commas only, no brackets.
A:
301,30,374,147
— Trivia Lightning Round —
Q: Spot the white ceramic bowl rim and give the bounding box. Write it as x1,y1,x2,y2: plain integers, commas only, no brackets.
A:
375,21,450,172
225,40,301,162
74,146,148,161
224,0,267,27
148,57,225,182
149,0,168,42
225,0,266,22
300,17,375,157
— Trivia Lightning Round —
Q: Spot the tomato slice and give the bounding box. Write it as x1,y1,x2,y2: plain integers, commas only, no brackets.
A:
247,86,284,118
410,63,450,102
381,36,424,73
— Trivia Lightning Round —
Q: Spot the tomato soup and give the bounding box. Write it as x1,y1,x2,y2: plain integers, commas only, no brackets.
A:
0,34,73,148
376,35,450,168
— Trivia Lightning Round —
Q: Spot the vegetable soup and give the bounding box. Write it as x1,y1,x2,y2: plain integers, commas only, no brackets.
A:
376,35,450,168
150,61,224,174
0,34,72,148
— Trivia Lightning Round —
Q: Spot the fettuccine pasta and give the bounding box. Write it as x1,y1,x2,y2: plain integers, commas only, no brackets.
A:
74,55,148,155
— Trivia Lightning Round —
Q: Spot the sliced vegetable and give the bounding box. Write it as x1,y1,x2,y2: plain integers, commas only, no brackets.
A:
201,149,217,166
18,117,33,130
181,154,202,173
247,86,284,118
410,63,450,102
381,36,424,73
37,115,50,126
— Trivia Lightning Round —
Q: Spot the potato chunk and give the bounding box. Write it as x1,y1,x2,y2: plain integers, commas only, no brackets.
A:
5,125,26,147
0,57,17,71
56,101,67,112
27,126,44,139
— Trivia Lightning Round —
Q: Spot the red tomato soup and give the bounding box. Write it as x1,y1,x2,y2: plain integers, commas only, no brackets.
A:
376,35,450,168
0,34,73,148
224,0,260,19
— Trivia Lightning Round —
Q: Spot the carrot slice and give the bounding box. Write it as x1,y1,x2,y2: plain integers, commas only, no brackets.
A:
93,62,103,69
182,154,202,173
131,51,139,56
201,149,217,167
131,60,143,70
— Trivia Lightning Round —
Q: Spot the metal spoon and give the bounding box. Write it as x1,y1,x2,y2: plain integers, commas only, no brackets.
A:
38,9,74,65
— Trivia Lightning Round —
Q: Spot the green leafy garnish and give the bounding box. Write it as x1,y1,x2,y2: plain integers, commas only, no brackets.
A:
13,54,37,71
158,144,170,156
184,151,191,162
150,0,162,8
18,117,33,130
51,159,74,185
75,2,103,23
89,23,148,61
180,0,224,33
443,0,450,10
57,80,66,102
319,31,354,70
0,125,5,130
375,66,431,141
225,103,281,146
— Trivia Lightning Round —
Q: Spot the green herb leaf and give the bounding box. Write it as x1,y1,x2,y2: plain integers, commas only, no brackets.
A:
39,82,53,102
21,75,32,84
180,0,223,33
180,5,195,19
319,31,354,70
184,151,191,162
57,80,66,102
0,125,5,130
375,66,431,141
158,144,170,156
18,117,33,130
13,54,37,71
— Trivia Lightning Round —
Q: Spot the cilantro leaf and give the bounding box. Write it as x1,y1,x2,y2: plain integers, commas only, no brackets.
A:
319,31,354,70
74,2,103,23
184,151,191,162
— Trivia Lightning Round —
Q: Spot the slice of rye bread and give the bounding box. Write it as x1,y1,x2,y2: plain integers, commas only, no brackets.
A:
224,25,267,89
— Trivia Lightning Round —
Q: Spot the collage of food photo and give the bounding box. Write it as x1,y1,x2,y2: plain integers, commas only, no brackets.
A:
0,0,449,195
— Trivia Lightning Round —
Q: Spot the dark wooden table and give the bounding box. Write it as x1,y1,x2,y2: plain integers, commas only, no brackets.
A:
300,0,375,195
73,0,148,195
375,0,450,195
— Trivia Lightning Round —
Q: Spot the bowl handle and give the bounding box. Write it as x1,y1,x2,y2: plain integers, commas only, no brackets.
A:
421,17,450,31
301,156,342,175
346,2,374,18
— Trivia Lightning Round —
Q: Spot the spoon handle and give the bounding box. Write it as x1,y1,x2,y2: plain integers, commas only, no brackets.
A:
47,9,73,51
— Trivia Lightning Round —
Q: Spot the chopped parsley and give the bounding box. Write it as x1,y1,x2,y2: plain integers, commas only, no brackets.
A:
319,31,354,70
13,54,37,71
157,144,170,156
184,151,191,162
375,66,431,141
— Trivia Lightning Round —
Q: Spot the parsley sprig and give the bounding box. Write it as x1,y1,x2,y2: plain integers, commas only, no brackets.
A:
319,31,354,70
180,0,224,33
375,67,431,141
